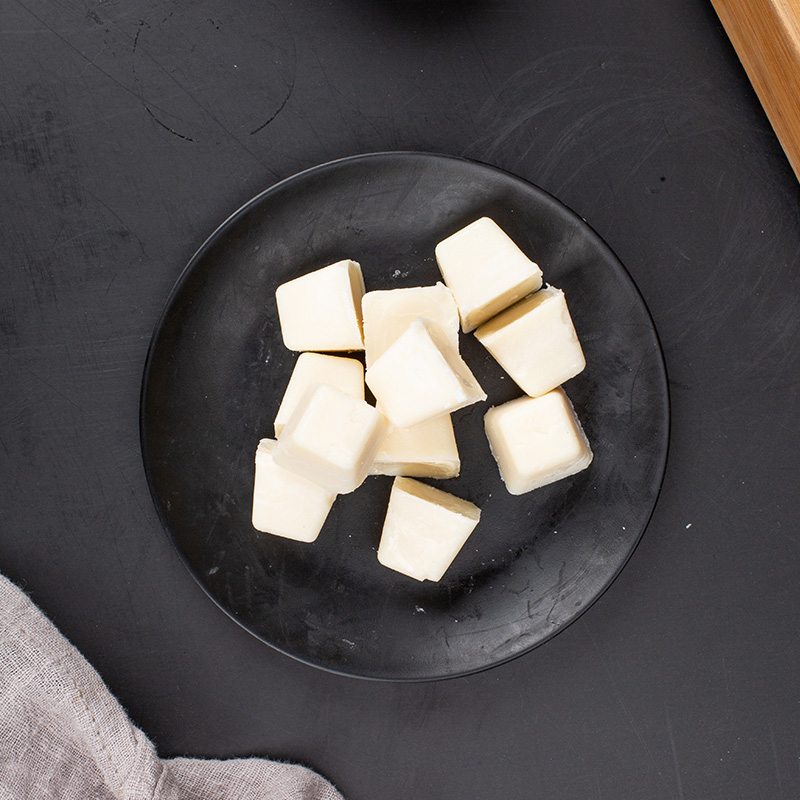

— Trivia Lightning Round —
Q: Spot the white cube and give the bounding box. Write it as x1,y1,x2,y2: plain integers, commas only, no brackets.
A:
251,439,336,542
273,383,387,494
370,412,460,479
365,318,486,430
275,259,365,351
274,353,364,437
435,217,543,332
362,282,460,368
377,477,481,582
475,286,585,398
484,388,593,495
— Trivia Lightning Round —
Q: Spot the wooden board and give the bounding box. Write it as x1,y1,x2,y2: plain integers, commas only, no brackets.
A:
711,0,800,180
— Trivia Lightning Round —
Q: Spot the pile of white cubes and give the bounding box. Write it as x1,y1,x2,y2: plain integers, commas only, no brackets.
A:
251,217,593,582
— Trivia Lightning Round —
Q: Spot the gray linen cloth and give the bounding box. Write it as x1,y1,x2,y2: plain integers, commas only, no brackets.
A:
0,573,345,800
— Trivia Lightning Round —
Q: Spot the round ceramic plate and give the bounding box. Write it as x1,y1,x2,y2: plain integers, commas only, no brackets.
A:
140,152,669,681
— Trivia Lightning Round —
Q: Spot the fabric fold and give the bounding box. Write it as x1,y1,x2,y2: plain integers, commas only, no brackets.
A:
0,573,344,800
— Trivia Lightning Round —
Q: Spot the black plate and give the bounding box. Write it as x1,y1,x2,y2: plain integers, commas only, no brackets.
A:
140,152,669,681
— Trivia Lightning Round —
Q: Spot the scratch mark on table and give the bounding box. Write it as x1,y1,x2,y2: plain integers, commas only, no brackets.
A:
589,627,662,775
664,701,685,800
131,24,196,143
770,723,785,800
131,20,277,170
80,183,148,258
251,38,297,135
459,5,497,102
9,0,140,107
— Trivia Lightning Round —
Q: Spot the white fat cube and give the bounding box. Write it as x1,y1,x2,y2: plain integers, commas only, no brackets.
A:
365,318,486,429
252,439,336,542
435,217,543,332
362,282,460,368
475,286,585,398
484,388,593,495
377,477,481,582
370,412,460,479
275,259,365,351
274,353,364,437
273,383,387,494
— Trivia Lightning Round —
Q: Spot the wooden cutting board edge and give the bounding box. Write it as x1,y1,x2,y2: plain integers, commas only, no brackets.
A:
710,0,800,181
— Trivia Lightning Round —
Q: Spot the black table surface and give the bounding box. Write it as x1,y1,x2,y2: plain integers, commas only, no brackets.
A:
3,1,800,798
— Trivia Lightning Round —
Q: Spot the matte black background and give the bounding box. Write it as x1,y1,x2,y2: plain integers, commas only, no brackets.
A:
2,1,799,799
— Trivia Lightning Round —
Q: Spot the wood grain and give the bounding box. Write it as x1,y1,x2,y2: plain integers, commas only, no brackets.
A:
711,0,800,180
